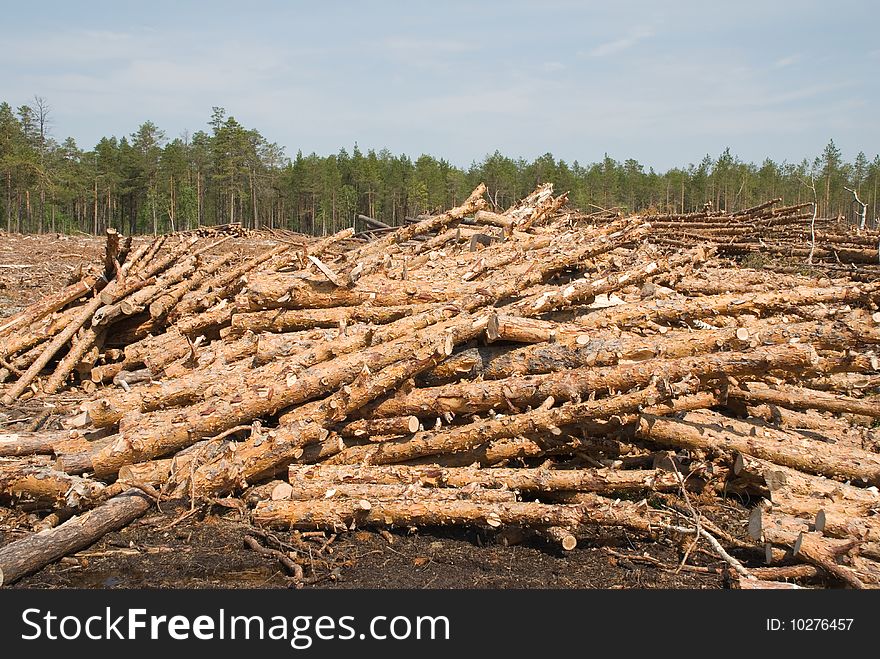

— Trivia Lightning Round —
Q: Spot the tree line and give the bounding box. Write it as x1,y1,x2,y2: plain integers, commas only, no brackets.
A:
1,97,878,236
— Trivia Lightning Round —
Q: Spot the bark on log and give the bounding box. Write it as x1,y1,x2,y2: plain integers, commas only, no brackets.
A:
364,344,817,418
575,284,877,331
411,435,547,467
0,461,107,508
335,416,421,439
0,275,96,339
729,382,880,419
0,431,79,457
148,251,237,320
186,319,488,496
240,274,457,311
330,384,675,465
81,312,490,479
287,463,680,494
252,498,583,531
513,247,709,315
42,327,105,395
638,411,880,485
473,209,515,230
274,482,518,504
423,319,854,384
0,489,152,586
1,294,109,404
230,304,430,334
343,184,488,276
2,304,81,360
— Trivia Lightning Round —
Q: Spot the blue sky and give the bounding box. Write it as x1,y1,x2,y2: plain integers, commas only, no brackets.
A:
1,0,877,170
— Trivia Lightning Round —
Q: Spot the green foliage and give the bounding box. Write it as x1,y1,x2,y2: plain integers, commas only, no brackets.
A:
0,98,879,236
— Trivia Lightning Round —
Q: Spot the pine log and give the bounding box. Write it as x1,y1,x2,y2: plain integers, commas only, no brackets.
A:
287,464,680,494
0,489,152,586
637,411,880,485
148,251,237,320
364,344,817,418
297,434,347,464
252,498,582,531
0,275,97,339
575,284,878,331
230,304,431,334
81,312,490,479
275,482,518,504
745,403,862,434
42,327,105,394
474,209,515,230
329,384,675,465
729,382,880,419
424,319,855,384
171,243,292,320
240,274,457,311
1,303,82,359
0,431,79,457
103,227,120,281
93,256,198,327
412,435,547,467
513,247,708,315
187,321,484,496
540,526,578,551
0,460,107,508
335,416,421,439
342,184,488,275
1,294,108,404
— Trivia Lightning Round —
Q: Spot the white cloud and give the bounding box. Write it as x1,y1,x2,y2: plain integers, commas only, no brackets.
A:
772,54,800,68
587,26,654,57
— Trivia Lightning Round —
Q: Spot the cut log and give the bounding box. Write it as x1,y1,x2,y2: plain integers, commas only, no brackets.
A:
0,275,96,339
43,327,105,395
0,431,78,458
364,344,817,418
575,284,878,331
230,304,430,334
0,489,151,586
252,498,583,531
275,482,518,504
328,383,675,465
336,416,421,439
148,251,237,320
0,460,107,508
423,319,854,384
729,382,880,419
79,312,491,480
287,463,680,494
637,411,880,485
540,526,577,551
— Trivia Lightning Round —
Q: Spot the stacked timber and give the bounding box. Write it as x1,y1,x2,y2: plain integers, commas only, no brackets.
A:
0,183,878,589
636,199,880,274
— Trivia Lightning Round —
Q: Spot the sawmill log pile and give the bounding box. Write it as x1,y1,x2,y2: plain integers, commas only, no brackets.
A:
0,182,879,588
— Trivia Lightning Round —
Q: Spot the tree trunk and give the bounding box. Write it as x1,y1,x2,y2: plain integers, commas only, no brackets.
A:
287,464,680,494
0,490,152,586
364,344,816,418
637,411,880,485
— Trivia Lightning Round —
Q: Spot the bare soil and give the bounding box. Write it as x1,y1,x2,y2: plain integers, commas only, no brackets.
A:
2,500,740,589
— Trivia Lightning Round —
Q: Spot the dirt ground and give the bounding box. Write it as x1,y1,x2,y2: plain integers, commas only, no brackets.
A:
2,500,744,589
0,232,768,590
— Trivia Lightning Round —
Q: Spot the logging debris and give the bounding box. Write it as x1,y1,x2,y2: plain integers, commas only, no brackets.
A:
0,188,878,588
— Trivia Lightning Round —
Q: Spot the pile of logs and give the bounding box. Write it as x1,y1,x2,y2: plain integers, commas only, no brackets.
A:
639,199,880,275
0,182,879,589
